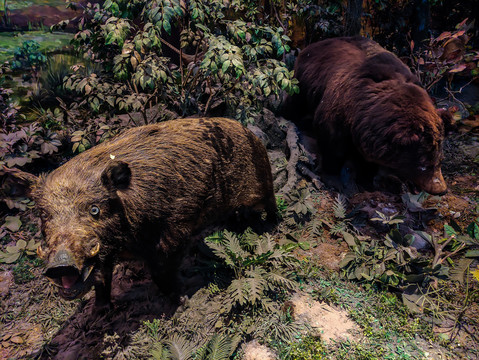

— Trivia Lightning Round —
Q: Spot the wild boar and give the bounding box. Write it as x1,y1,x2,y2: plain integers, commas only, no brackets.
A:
21,117,277,307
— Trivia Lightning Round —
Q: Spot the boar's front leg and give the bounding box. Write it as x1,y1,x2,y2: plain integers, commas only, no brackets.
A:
147,247,184,297
93,256,114,308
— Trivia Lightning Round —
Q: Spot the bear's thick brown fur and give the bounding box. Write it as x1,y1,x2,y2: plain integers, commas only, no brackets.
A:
23,117,277,306
284,36,452,195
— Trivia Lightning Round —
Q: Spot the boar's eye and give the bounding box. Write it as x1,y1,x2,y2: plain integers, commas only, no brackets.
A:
418,166,427,172
90,205,100,217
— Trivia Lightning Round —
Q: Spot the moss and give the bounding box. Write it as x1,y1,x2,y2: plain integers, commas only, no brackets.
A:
286,336,327,360
13,256,43,284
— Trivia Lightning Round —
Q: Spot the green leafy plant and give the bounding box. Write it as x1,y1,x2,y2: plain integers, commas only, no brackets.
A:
151,333,196,360
440,219,479,283
60,0,299,124
329,194,356,236
0,238,40,264
11,40,47,71
410,19,479,92
144,318,163,339
370,210,405,226
285,335,326,360
205,230,297,312
151,333,238,360
0,120,62,208
195,334,239,360
255,310,304,346
275,195,287,217
12,256,43,284
282,187,317,226
340,225,453,291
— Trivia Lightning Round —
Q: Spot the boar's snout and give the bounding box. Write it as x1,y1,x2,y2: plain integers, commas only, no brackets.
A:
44,249,95,300
46,249,77,270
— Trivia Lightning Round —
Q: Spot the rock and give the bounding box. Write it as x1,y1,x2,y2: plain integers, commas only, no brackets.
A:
0,271,14,297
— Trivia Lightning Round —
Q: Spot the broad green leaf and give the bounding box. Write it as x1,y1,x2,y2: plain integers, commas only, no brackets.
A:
4,216,22,232
465,249,479,258
221,60,231,73
342,232,356,247
3,252,21,264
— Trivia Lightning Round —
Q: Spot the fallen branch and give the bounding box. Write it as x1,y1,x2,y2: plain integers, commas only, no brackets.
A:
432,235,466,267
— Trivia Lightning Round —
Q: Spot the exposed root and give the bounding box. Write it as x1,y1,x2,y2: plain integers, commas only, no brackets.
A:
298,162,323,190
279,119,323,194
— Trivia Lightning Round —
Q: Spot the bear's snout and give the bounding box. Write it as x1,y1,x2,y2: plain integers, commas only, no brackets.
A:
414,168,447,196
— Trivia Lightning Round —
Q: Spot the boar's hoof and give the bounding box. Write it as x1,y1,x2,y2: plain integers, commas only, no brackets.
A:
44,250,95,300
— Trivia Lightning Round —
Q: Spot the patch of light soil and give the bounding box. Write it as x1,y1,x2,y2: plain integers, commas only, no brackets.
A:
241,340,278,360
289,292,361,343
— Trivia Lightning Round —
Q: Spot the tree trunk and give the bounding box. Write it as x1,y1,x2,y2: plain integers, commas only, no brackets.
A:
344,0,363,36
410,0,430,47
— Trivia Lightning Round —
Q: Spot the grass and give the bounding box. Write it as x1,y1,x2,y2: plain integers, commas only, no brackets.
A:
0,31,73,63
0,0,67,11
268,264,451,360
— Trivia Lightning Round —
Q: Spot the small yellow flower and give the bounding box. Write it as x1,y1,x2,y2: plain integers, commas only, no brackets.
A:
471,267,479,282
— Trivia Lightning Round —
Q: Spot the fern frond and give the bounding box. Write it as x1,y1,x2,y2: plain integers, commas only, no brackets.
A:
228,278,249,307
208,334,235,360
205,241,230,262
260,297,276,313
268,247,288,261
265,269,297,290
223,231,249,259
305,219,323,238
151,344,171,360
165,334,196,360
241,228,259,250
449,258,474,284
245,268,268,304
196,334,240,360
330,221,348,236
255,234,275,255
333,194,347,219
256,312,304,343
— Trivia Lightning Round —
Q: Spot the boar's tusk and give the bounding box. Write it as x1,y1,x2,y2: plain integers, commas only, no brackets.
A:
90,243,100,257
83,265,95,281
37,245,46,259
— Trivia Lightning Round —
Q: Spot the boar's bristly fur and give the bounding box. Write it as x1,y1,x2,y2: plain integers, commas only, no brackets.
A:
31,117,277,307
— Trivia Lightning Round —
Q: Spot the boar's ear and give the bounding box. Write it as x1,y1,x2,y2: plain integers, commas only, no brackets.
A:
4,170,40,198
101,161,131,191
437,108,456,135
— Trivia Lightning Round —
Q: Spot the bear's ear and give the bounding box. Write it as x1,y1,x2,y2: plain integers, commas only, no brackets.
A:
395,133,420,146
101,161,131,191
437,108,456,135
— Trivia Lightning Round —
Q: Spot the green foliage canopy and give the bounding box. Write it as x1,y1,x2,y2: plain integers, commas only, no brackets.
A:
63,0,299,123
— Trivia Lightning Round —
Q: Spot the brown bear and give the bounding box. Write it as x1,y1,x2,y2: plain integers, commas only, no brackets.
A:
283,36,452,195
